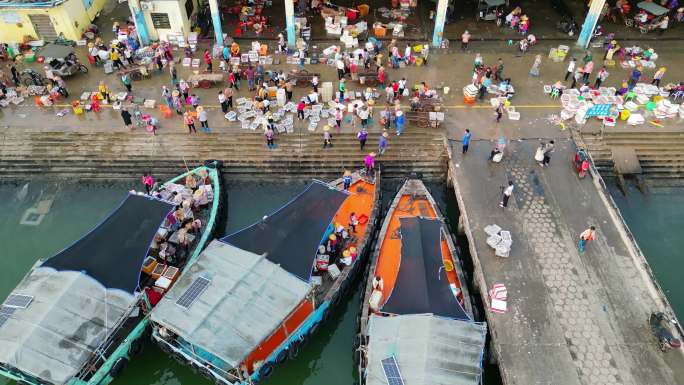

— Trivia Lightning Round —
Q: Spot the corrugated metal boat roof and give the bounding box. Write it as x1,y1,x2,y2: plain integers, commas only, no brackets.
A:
0,194,173,385
151,240,311,368
366,314,487,385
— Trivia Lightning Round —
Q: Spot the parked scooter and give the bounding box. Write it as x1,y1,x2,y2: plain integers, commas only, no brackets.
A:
557,15,579,36
650,312,682,352
20,69,46,86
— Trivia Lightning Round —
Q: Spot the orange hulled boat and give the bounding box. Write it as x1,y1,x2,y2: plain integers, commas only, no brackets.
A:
150,170,380,384
356,179,487,385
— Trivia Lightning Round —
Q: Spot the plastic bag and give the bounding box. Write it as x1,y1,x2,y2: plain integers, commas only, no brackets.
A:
534,147,544,162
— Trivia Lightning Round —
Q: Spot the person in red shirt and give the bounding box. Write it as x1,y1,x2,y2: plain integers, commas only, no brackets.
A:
297,99,306,120
203,50,212,73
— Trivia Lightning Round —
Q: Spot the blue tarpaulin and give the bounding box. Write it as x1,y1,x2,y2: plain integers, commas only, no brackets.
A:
585,104,612,118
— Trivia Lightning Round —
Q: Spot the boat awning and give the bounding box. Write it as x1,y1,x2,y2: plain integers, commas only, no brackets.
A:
221,181,348,282
42,193,174,293
366,314,487,385
381,217,469,320
151,240,311,368
0,194,173,385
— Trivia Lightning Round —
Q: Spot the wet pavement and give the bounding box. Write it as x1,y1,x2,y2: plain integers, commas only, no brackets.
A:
447,139,684,385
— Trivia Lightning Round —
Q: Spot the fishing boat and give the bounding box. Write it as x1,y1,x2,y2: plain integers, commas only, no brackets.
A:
150,170,380,384
356,179,487,385
0,162,222,385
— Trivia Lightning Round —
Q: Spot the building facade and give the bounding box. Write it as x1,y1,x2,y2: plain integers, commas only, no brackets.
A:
0,0,107,43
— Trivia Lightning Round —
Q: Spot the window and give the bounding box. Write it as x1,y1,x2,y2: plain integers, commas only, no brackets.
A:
151,13,171,29
185,0,194,18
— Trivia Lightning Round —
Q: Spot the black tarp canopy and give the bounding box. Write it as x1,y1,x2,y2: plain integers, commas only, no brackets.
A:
42,193,175,294
221,181,348,282
382,217,469,320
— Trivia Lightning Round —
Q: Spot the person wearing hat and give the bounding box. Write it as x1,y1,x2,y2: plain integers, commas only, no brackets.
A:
183,111,196,134
652,67,667,87
378,131,389,155
461,30,471,51
323,125,333,148
358,105,369,129
110,47,125,70
343,170,352,190
197,106,209,132
364,152,376,175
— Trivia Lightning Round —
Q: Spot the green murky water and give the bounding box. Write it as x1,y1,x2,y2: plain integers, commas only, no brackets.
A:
8,179,675,385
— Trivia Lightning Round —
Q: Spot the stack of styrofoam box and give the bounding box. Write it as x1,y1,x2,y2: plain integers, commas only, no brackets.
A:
484,224,512,258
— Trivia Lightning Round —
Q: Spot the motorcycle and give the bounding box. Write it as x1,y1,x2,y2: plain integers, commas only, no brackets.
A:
21,69,46,86
650,312,682,352
557,15,579,36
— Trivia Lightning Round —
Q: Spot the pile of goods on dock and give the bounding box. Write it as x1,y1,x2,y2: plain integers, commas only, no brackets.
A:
488,283,508,313
484,224,512,258
551,84,684,127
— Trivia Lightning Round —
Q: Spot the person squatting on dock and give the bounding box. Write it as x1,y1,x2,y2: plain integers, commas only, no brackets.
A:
578,226,596,252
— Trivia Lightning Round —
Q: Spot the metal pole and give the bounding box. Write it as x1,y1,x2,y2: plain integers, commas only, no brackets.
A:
285,0,296,48
128,0,150,45
208,0,224,46
577,0,606,49
431,0,448,48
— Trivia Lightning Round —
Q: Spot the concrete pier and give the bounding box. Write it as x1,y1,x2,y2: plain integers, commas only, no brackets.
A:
446,139,684,385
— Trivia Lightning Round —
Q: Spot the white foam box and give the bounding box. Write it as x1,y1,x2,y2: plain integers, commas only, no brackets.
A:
484,224,502,236
486,234,502,249
327,263,341,279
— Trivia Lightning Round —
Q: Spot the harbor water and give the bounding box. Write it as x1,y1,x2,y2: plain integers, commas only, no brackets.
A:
2,178,678,385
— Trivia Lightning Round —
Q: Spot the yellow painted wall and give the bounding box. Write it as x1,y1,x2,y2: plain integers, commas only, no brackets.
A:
141,0,197,41
0,0,106,43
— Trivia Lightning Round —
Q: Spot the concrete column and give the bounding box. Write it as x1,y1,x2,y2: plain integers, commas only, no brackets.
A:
431,0,448,48
285,0,296,48
577,0,606,49
127,0,149,45
208,0,224,46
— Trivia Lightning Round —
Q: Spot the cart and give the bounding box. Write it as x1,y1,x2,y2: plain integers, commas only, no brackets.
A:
406,111,433,128
117,64,152,81
477,0,505,24
187,73,225,88
38,44,88,78
627,2,669,33
414,96,442,112
289,69,320,87
358,71,380,86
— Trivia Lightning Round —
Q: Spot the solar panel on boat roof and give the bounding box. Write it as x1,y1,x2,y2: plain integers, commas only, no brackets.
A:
0,306,16,316
0,306,15,328
176,277,211,309
4,294,33,309
381,356,405,385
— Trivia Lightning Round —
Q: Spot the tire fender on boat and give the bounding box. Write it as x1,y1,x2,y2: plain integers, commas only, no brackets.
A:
309,321,321,336
274,348,288,364
288,339,301,359
259,362,275,379
128,338,144,357
109,357,128,378
171,351,186,365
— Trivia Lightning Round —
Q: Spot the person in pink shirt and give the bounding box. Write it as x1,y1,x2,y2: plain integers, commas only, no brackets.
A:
364,152,376,175
582,60,594,83
141,173,155,194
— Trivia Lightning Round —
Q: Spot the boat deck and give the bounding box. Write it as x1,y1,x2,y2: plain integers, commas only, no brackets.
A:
447,139,684,385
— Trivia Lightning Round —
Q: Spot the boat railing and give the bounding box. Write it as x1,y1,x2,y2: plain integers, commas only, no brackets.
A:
74,296,144,381
152,329,244,384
